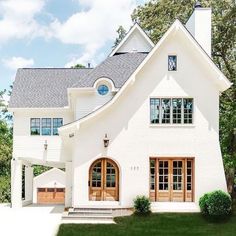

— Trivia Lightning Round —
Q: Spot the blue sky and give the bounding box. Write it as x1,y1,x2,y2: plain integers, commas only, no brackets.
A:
0,0,145,98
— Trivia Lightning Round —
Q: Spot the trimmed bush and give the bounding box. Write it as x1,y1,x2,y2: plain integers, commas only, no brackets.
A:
199,190,232,218
134,195,151,214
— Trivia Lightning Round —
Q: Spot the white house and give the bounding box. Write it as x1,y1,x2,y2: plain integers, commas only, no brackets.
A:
9,4,232,212
33,168,66,204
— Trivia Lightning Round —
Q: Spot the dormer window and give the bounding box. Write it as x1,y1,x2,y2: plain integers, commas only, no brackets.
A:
168,55,177,71
97,84,109,95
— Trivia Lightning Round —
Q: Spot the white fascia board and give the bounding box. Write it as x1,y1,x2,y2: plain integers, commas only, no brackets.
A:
109,23,155,57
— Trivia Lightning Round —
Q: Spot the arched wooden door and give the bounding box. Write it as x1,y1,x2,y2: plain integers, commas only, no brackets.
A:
89,158,119,201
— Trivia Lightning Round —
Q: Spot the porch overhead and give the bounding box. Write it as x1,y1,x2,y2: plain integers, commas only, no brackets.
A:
17,157,65,168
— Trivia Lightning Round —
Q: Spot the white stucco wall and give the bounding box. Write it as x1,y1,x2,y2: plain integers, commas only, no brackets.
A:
117,28,153,53
33,168,66,203
12,109,73,162
75,91,114,120
71,29,227,207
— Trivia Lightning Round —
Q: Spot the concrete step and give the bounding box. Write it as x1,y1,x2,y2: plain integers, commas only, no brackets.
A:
62,208,114,223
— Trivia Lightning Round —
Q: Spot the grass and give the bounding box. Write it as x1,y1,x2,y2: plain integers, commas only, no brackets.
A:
57,212,236,236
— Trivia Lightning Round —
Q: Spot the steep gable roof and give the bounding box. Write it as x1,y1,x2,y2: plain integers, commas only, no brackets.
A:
60,19,232,134
109,23,154,57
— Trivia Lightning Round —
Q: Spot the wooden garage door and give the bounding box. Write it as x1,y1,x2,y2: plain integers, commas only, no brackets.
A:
37,188,65,204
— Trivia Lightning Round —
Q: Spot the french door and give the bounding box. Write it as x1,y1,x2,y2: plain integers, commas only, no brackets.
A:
150,158,194,202
89,158,119,201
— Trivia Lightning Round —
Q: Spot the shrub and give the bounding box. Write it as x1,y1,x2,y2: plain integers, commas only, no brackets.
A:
134,195,151,214
199,190,232,218
199,193,210,215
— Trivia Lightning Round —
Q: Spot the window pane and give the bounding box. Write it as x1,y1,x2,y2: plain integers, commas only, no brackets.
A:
31,118,40,135
172,98,182,124
53,118,63,135
168,55,177,71
42,118,51,136
183,99,193,124
150,98,160,124
161,99,171,123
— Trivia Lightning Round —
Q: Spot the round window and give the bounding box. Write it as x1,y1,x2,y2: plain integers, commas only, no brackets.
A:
97,85,109,95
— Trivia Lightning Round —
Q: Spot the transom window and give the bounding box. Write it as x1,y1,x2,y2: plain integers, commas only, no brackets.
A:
97,84,109,95
53,118,63,135
42,118,51,136
150,98,193,125
168,55,177,71
30,118,40,135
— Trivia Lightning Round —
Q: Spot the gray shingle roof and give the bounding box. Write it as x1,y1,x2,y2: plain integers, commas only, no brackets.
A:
9,68,92,108
73,52,147,88
9,53,147,108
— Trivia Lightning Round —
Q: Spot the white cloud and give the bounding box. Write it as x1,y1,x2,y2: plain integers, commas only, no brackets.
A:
0,0,143,66
2,57,34,70
0,0,45,43
60,0,139,66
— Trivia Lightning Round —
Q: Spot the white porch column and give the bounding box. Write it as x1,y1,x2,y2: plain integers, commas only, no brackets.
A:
65,162,72,207
11,159,22,208
24,165,33,204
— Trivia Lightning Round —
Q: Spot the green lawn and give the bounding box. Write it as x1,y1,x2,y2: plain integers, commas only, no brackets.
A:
57,212,236,236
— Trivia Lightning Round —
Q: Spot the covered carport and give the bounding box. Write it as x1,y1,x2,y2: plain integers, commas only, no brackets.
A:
11,157,72,208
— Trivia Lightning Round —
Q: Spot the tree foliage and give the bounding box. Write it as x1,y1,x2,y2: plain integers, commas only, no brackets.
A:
113,25,127,48
132,0,236,193
71,64,86,69
0,88,13,202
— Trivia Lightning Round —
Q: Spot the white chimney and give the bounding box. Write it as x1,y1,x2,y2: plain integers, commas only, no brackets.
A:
185,2,212,56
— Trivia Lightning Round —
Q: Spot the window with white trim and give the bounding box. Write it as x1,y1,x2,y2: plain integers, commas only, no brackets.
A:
53,118,63,135
150,98,193,124
30,118,63,136
42,118,51,136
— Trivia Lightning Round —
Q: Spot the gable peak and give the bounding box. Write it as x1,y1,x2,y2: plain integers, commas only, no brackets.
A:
109,23,154,57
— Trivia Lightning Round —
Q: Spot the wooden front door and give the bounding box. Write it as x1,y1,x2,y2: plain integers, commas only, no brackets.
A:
89,158,119,201
150,158,194,202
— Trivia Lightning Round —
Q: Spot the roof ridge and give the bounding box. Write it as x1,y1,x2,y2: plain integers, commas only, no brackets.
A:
19,67,93,70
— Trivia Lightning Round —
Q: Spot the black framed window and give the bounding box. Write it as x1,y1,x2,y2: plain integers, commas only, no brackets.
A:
161,99,171,124
30,118,40,135
150,98,193,125
168,55,177,71
53,118,63,135
183,99,193,124
150,98,160,124
41,118,51,136
172,98,182,124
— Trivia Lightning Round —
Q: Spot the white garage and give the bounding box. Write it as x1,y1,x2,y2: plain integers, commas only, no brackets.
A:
33,168,66,204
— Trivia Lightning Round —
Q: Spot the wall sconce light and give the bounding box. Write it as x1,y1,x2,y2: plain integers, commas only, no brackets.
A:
44,140,48,151
103,134,109,148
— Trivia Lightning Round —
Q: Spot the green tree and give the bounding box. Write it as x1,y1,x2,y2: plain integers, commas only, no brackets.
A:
132,0,236,194
113,25,127,48
71,64,86,69
0,88,13,202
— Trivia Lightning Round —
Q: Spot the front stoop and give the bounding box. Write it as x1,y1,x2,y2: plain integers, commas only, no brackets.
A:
61,207,133,224
151,202,200,213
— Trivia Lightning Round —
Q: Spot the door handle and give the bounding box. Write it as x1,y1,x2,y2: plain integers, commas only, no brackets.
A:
88,181,90,187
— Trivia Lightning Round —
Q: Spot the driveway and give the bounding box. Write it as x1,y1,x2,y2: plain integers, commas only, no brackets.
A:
0,204,64,236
